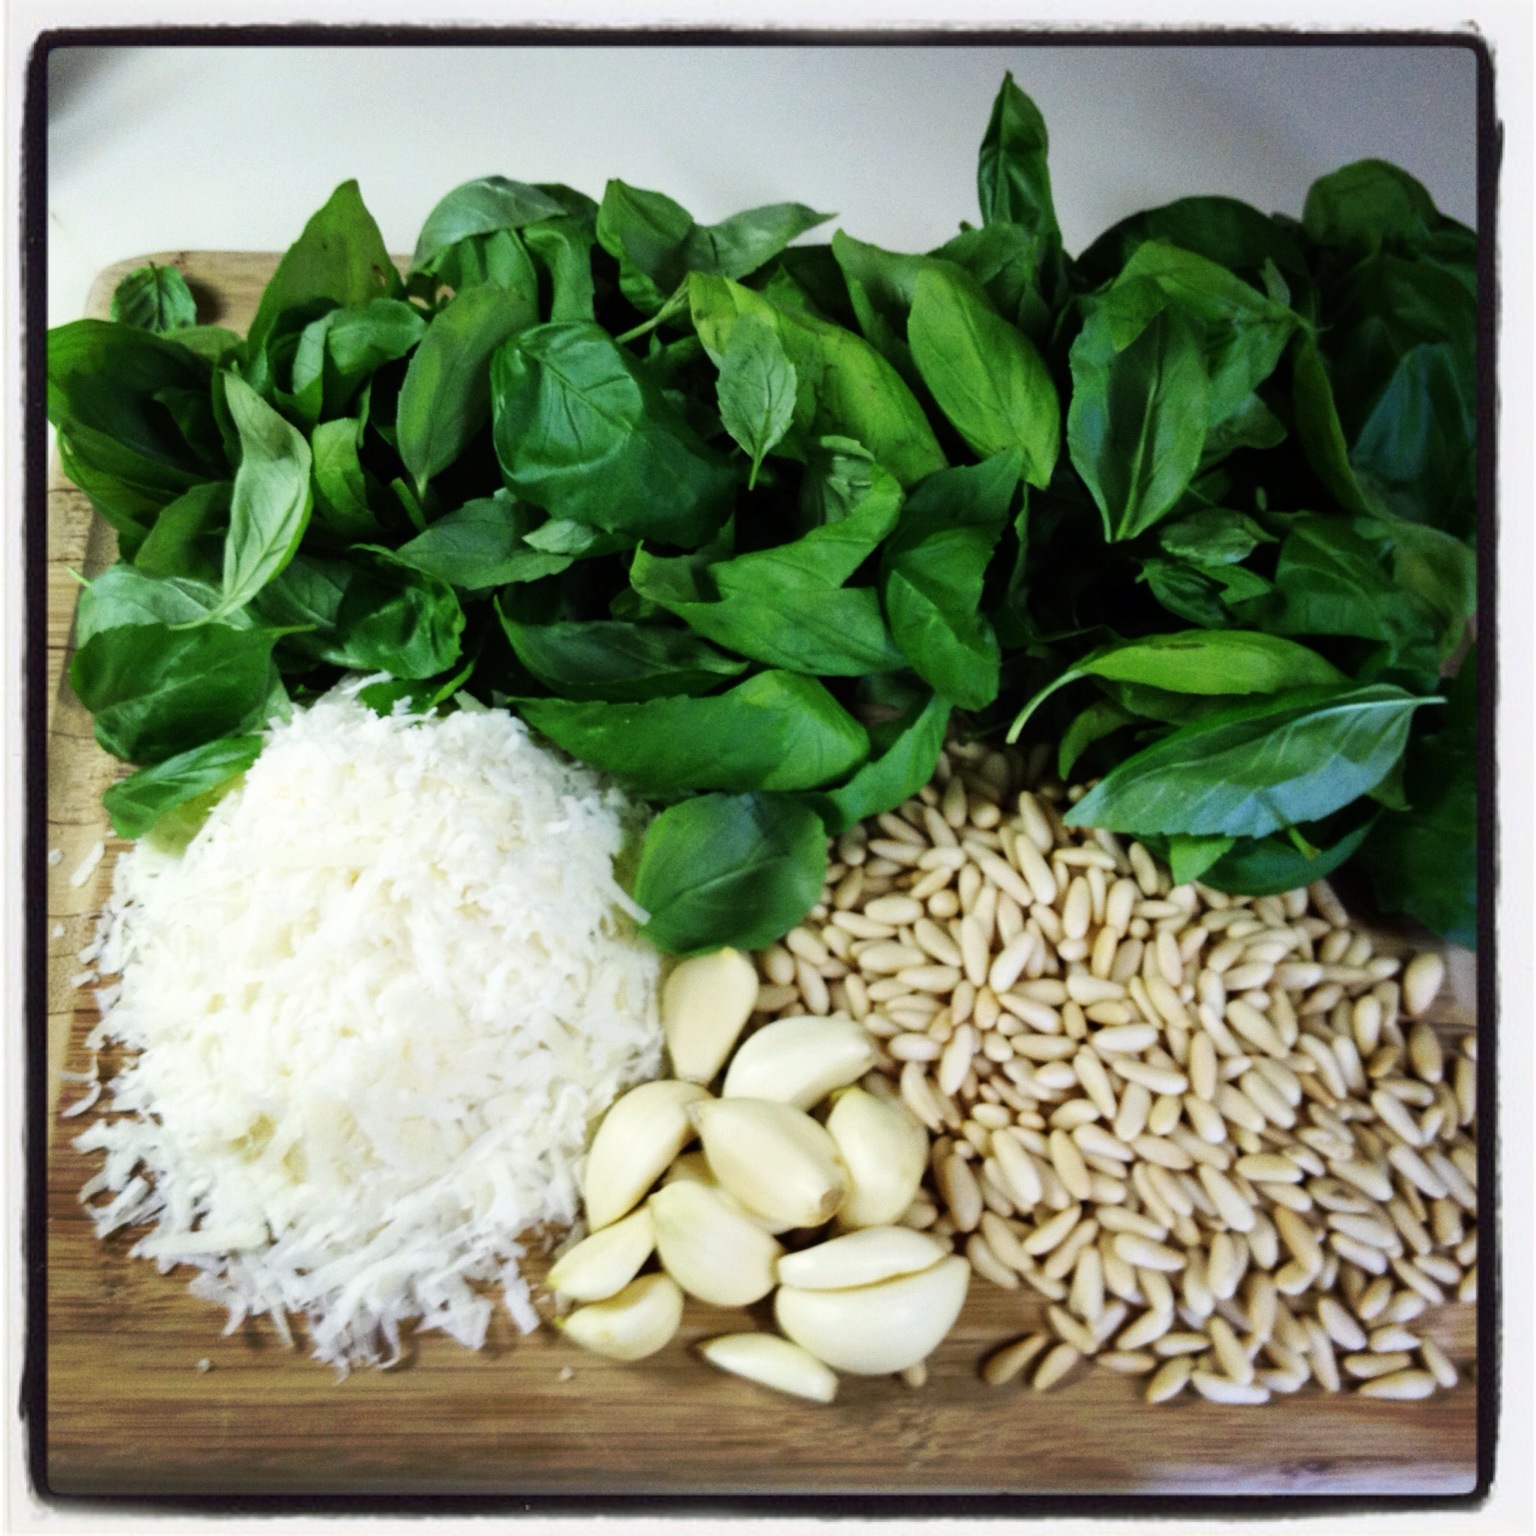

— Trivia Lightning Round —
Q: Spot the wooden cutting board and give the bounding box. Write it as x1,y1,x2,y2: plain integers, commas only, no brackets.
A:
42,252,1480,1500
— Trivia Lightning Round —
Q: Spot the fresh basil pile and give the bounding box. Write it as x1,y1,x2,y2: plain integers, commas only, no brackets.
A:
48,75,1477,954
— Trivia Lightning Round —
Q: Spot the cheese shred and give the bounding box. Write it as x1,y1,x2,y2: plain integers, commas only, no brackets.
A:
74,683,663,1371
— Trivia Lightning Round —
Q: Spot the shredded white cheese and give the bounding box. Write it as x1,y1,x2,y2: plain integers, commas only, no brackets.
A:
69,841,105,887
74,682,663,1371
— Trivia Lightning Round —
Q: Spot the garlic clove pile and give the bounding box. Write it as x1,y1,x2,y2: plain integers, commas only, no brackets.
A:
661,949,759,1083
582,1079,710,1229
649,1180,784,1308
557,1272,684,1361
691,1097,848,1230
547,1206,656,1302
775,1254,971,1375
720,1014,876,1109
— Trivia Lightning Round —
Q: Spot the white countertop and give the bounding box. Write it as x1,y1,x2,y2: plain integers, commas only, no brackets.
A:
45,40,1479,325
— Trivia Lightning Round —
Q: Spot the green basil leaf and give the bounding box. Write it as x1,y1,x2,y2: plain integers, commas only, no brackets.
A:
493,320,734,548
1165,832,1237,887
688,273,945,488
110,263,197,334
1304,160,1441,260
1079,630,1346,695
411,175,567,273
208,374,313,620
881,453,1020,709
523,217,597,322
253,548,465,680
907,263,1059,487
497,612,749,701
289,298,426,423
1067,302,1209,542
1157,507,1275,566
714,313,797,487
1064,684,1433,840
102,733,263,839
309,416,385,542
356,656,477,717
1362,514,1476,659
398,283,536,494
1057,696,1137,780
75,564,227,648
165,325,245,366
71,620,285,765
977,72,1062,247
633,458,905,676
634,792,829,956
597,180,831,312
518,671,869,795
803,691,951,835
1360,680,1477,946
247,180,398,355
1199,814,1379,899
133,480,232,585
393,492,574,588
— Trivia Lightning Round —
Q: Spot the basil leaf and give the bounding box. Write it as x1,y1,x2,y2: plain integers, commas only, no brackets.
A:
688,273,945,488
1200,815,1379,899
75,564,227,647
881,453,1021,710
597,179,832,312
398,283,536,494
908,263,1060,487
253,549,464,680
523,217,597,322
288,298,426,424
714,313,797,487
1157,507,1274,566
356,656,477,718
634,792,828,956
133,480,232,585
102,733,263,839
208,374,313,620
1304,160,1443,260
804,691,951,835
633,459,905,676
1057,696,1137,780
1360,679,1477,946
498,612,749,701
1068,302,1209,542
71,620,285,765
1165,833,1237,887
1064,684,1433,839
393,492,574,588
518,671,869,795
492,320,734,548
247,180,397,355
1079,630,1346,695
977,72,1061,242
309,416,386,542
47,320,219,551
411,176,567,273
110,263,197,334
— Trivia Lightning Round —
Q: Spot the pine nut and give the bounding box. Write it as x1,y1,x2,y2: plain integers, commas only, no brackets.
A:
1358,1368,1437,1400
982,1333,1049,1385
1146,1355,1194,1403
1031,1342,1081,1391
1191,1371,1269,1405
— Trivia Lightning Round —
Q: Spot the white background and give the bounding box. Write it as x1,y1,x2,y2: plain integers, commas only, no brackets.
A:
46,42,1479,323
10,9,1534,1536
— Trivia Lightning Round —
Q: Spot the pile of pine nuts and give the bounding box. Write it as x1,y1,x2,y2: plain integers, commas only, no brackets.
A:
751,739,1476,1406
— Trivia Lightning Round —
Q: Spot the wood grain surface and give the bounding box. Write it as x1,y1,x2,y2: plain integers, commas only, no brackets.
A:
43,252,1481,1501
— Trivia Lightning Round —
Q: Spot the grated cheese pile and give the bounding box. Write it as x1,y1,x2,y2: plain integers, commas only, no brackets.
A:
73,683,663,1371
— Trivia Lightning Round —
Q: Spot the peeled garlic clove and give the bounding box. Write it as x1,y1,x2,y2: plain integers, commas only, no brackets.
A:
662,949,760,1083
697,1333,839,1404
721,1015,877,1109
556,1273,683,1362
662,1150,794,1235
776,1226,950,1291
692,1097,848,1230
825,1085,929,1228
582,1079,710,1229
649,1180,783,1307
547,1207,656,1302
775,1254,970,1375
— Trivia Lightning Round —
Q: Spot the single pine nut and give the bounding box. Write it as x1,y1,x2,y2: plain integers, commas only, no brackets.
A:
982,1333,1049,1385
